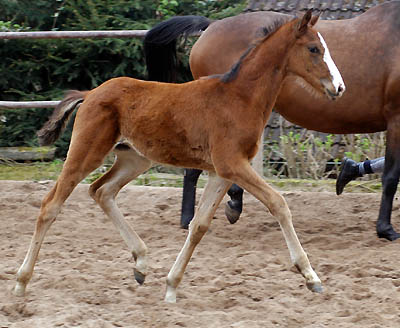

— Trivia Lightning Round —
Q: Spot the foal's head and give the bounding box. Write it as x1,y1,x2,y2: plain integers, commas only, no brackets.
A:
286,10,345,100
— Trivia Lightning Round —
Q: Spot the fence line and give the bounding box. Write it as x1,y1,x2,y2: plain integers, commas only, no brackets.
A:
0,101,60,109
0,30,148,40
0,30,150,109
0,29,202,110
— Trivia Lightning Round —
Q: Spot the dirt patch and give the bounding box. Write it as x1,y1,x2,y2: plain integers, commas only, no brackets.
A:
1,181,400,327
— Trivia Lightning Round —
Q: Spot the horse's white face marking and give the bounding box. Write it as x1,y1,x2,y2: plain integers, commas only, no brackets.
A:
318,32,346,95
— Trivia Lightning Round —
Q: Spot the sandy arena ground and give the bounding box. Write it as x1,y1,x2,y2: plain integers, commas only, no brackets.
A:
1,180,400,327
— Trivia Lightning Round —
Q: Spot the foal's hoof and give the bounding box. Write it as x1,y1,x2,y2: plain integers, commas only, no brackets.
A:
306,281,323,293
165,285,177,303
13,283,26,297
377,225,400,241
134,269,146,285
224,201,241,224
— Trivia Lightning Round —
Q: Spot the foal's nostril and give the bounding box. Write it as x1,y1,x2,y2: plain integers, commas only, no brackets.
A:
337,84,345,94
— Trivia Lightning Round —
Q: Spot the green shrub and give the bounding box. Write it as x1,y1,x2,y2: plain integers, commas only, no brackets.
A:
0,0,246,157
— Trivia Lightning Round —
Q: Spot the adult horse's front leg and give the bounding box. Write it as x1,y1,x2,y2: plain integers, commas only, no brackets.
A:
376,118,400,241
181,169,203,229
225,184,244,224
166,173,232,303
219,160,322,293
181,169,244,228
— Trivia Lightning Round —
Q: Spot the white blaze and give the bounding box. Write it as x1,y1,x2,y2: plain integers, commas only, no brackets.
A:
318,32,345,94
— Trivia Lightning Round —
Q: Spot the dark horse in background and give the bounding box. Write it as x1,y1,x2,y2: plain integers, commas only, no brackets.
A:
144,1,400,241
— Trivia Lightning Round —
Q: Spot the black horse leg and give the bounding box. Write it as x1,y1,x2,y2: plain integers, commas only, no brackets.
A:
376,165,400,240
376,121,400,241
181,170,244,228
181,168,202,229
225,184,244,224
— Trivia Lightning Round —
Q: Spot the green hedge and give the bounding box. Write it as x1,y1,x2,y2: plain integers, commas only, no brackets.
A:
0,0,245,157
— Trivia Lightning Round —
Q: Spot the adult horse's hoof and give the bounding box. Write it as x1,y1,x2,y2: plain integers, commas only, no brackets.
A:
224,201,241,224
134,269,146,285
377,225,400,241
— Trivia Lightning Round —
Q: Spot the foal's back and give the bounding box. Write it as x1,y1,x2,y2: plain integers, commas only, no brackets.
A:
87,76,253,171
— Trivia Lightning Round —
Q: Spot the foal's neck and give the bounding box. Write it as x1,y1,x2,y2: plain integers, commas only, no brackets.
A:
229,23,295,117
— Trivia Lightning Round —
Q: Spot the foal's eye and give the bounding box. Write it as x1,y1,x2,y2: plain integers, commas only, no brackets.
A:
308,46,320,54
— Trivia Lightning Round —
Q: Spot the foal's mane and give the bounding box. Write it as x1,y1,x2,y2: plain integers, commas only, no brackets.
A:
213,16,293,83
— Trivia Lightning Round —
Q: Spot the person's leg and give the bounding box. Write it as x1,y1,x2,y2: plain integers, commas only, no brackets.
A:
336,157,385,195
359,157,385,175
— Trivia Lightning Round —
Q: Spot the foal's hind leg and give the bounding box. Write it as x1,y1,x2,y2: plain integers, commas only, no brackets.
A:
165,173,232,303
14,148,117,296
219,160,322,293
14,109,119,296
89,143,152,284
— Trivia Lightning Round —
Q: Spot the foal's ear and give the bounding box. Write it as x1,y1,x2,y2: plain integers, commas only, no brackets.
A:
296,9,313,37
310,12,320,26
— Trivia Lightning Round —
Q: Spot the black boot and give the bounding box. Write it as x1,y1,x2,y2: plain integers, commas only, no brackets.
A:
336,158,361,195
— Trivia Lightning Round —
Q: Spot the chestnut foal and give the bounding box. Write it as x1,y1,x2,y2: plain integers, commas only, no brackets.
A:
14,11,344,303
145,2,400,240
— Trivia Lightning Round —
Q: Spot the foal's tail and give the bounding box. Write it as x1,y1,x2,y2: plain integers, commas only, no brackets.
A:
37,90,88,146
144,15,211,82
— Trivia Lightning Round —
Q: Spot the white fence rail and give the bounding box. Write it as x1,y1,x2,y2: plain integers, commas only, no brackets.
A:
0,101,60,109
0,30,148,40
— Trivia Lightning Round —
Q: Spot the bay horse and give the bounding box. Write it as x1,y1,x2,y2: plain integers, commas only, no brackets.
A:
14,11,345,302
144,1,400,241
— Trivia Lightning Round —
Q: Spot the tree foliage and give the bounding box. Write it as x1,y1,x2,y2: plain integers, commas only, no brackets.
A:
0,0,246,157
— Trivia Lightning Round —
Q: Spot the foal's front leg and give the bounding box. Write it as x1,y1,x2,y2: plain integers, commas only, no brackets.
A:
165,173,232,303
221,161,322,293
